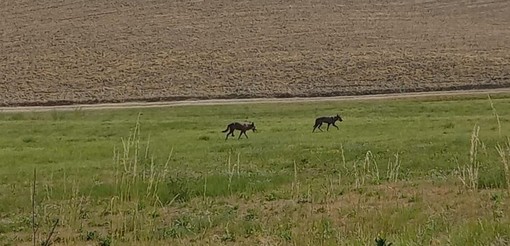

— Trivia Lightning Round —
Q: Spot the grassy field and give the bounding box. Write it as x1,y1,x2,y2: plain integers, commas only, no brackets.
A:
1,94,510,245
1,0,510,106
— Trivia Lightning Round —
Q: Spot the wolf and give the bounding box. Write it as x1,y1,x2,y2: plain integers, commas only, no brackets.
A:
312,114,343,132
222,122,257,140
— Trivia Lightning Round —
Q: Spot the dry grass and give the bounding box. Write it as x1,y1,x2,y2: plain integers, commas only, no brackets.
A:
9,180,510,245
1,0,509,106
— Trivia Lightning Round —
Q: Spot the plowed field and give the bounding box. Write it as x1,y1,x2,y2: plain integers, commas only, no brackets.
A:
1,0,509,106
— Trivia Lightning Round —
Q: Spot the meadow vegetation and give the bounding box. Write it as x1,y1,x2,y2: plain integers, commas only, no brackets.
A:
1,94,510,245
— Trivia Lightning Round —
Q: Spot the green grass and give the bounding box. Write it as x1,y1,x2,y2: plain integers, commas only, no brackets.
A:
1,94,510,245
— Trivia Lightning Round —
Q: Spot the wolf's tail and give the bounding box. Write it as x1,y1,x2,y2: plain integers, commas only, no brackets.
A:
221,125,230,132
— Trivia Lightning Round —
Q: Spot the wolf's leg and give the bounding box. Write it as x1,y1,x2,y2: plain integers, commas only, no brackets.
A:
332,123,339,130
317,123,323,131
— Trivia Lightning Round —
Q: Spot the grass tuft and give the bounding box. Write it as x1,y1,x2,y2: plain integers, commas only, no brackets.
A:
457,125,481,191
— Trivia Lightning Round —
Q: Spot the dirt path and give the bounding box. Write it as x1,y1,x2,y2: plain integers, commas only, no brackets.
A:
1,88,509,113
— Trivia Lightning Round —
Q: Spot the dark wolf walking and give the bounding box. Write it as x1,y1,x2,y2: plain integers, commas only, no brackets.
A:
222,122,257,140
312,114,343,132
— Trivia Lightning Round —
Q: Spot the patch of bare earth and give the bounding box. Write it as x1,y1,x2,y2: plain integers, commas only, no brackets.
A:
1,0,509,106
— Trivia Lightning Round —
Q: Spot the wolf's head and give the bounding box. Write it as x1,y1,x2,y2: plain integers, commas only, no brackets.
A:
250,122,257,132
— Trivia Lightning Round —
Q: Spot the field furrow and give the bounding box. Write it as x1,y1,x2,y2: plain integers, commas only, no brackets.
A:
1,0,509,106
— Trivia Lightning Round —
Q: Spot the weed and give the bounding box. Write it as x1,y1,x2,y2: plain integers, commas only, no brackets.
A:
488,95,502,137
99,235,112,246
496,138,510,194
244,209,257,221
165,177,192,203
221,223,235,242
277,222,293,242
375,236,393,246
85,231,98,241
354,151,381,188
490,192,504,220
313,218,335,243
457,125,481,190
443,122,455,129
241,221,261,238
387,153,401,182
265,192,278,201
22,137,35,143
198,135,210,141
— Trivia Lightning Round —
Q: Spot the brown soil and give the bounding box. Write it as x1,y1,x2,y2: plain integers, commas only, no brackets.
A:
1,0,509,107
